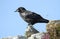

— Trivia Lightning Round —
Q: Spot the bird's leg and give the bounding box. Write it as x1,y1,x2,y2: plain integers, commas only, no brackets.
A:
28,23,32,26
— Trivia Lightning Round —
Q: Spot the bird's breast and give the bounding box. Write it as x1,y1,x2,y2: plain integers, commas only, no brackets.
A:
20,13,27,21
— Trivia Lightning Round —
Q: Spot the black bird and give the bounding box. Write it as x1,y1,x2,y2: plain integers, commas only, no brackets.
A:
15,7,49,25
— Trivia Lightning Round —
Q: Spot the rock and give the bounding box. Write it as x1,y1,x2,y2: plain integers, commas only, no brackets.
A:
28,33,50,39
1,35,27,39
25,25,39,38
1,33,50,39
46,20,60,39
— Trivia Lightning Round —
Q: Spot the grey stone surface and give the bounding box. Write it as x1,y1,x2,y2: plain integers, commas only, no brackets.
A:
25,25,39,38
1,35,27,39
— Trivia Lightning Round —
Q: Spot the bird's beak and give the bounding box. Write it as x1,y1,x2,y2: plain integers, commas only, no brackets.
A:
14,9,18,12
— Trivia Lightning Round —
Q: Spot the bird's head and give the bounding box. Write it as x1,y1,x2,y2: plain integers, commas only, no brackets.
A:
15,7,26,13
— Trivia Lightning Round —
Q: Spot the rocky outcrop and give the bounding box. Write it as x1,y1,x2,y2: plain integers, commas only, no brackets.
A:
1,35,27,39
46,20,60,39
1,33,50,39
28,33,50,39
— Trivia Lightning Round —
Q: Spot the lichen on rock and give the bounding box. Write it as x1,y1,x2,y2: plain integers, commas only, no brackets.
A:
46,20,60,39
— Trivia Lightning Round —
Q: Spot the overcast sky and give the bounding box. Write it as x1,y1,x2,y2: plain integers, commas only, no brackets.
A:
0,0,60,38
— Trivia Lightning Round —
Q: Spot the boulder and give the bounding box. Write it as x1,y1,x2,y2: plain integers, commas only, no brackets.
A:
46,20,60,39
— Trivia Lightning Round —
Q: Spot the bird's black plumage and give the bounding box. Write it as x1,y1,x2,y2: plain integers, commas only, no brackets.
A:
15,7,49,25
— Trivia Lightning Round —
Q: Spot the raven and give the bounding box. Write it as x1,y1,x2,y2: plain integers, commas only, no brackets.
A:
15,7,49,25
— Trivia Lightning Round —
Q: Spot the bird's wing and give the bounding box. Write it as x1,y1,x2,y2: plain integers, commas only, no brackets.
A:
26,12,43,19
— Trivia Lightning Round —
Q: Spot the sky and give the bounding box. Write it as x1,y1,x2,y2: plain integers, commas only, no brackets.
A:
0,0,60,38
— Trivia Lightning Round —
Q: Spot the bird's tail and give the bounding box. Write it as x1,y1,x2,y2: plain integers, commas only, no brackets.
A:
38,19,49,23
